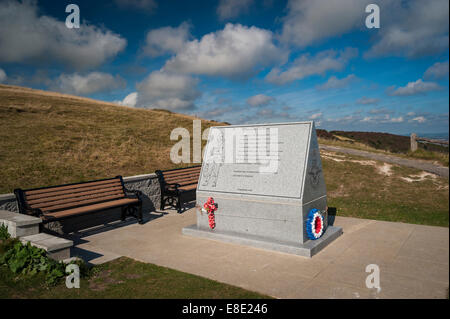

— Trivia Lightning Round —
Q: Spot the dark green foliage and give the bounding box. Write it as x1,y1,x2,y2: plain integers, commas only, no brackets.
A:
0,239,86,286
0,224,10,240
316,129,338,140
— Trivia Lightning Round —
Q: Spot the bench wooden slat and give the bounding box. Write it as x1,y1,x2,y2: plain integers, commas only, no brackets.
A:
162,167,201,176
163,170,200,179
26,186,124,205
164,175,200,184
25,182,122,200
30,189,125,209
169,178,199,186
24,178,121,196
43,198,139,220
41,193,126,212
167,181,197,189
177,184,197,191
164,170,201,178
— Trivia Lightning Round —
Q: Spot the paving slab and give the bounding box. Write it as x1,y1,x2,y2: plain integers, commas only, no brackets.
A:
20,232,73,261
71,208,449,299
0,209,41,237
183,224,343,257
20,233,72,252
0,210,41,227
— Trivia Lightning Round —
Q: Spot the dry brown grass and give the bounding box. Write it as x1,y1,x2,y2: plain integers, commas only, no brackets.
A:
322,150,448,227
318,137,449,166
0,84,224,193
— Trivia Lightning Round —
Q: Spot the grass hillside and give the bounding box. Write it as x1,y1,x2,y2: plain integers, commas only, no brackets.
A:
0,84,223,193
0,84,447,227
317,129,449,166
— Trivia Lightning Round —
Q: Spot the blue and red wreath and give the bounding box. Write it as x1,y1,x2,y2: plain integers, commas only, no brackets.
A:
306,209,325,240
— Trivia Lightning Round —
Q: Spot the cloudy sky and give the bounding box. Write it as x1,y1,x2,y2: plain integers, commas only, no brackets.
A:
0,0,448,135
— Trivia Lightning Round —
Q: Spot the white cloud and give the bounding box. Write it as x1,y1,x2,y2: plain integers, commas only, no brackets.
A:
280,0,449,58
257,109,275,117
266,47,357,85
356,97,379,105
197,106,235,120
136,70,201,110
164,23,284,80
317,74,356,90
309,112,322,120
246,94,275,107
255,108,292,119
0,0,126,70
143,22,191,57
115,92,138,107
369,108,392,115
217,0,254,20
280,0,367,47
411,116,426,123
361,114,403,123
388,79,442,96
115,0,157,12
389,116,404,123
51,72,126,95
325,115,358,123
424,61,449,80
365,0,449,58
0,68,6,83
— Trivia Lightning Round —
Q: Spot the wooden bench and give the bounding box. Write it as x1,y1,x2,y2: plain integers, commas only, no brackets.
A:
155,165,201,213
14,176,144,225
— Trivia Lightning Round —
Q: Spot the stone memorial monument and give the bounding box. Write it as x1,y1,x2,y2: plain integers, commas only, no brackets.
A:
182,121,342,257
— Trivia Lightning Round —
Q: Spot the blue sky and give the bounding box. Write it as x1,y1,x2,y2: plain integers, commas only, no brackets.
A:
0,0,448,135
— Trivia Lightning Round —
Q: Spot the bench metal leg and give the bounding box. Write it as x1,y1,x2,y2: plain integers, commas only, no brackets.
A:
138,204,143,224
121,206,127,221
160,193,166,210
177,196,182,214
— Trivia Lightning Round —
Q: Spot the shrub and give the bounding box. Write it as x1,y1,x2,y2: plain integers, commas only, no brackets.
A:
0,239,87,286
0,223,10,240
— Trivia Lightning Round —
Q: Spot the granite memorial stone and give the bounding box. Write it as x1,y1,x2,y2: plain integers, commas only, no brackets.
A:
182,121,342,257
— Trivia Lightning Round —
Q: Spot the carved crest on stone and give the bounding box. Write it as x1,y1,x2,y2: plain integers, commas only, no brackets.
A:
308,149,321,188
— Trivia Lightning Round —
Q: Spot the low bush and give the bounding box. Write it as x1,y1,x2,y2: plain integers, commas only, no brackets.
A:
0,238,88,286
0,224,10,240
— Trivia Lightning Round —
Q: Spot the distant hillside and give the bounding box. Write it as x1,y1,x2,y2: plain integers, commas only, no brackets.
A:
317,129,449,154
0,84,224,193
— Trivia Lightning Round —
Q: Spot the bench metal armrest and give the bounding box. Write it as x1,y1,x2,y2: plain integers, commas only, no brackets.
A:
29,208,44,218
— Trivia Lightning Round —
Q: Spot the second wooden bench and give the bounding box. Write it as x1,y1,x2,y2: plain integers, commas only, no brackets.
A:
155,165,201,213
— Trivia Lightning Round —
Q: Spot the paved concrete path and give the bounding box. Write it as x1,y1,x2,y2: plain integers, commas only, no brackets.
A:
72,209,449,299
320,145,449,178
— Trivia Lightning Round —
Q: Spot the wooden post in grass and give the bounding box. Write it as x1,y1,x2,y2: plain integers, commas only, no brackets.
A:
410,133,418,152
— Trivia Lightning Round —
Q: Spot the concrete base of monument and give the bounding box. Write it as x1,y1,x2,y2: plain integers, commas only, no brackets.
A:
182,225,343,258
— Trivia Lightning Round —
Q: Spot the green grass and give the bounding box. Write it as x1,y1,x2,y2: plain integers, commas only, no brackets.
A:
0,256,271,299
318,136,449,167
322,151,449,227
407,148,449,166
